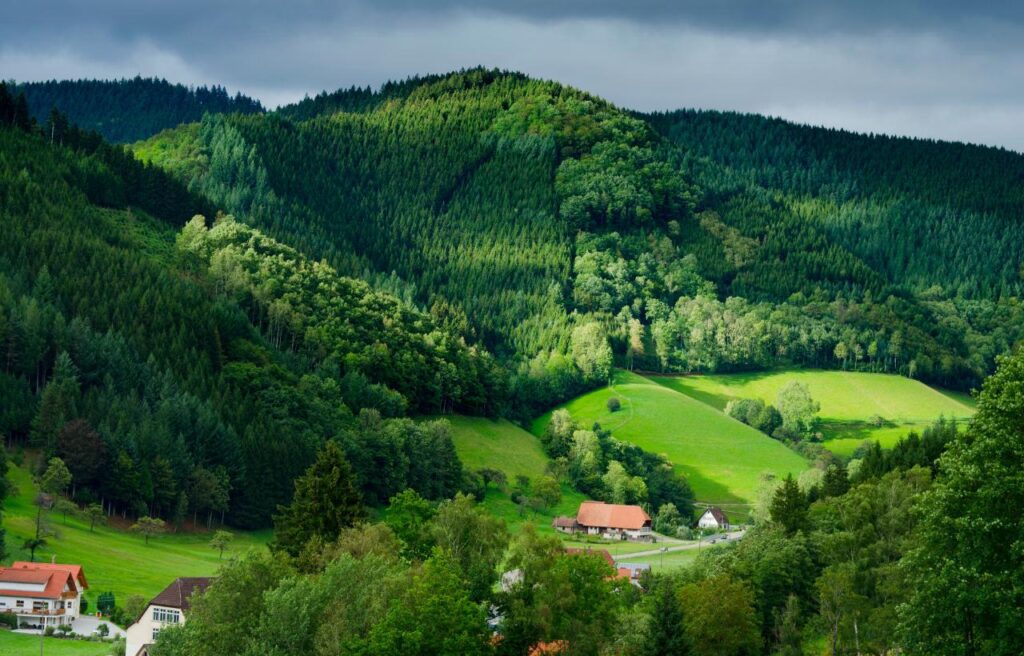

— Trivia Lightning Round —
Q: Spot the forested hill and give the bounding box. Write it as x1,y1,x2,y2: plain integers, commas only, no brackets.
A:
15,77,264,142
131,68,1023,403
0,86,501,529
647,109,1024,299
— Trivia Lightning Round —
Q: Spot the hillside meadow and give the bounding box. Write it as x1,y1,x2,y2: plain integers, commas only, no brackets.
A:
2,465,271,606
532,370,808,509
442,416,587,532
658,369,976,456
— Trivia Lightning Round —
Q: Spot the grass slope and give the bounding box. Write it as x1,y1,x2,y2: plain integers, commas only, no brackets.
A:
532,371,807,508
658,370,975,456
2,465,270,606
445,416,586,533
0,631,114,656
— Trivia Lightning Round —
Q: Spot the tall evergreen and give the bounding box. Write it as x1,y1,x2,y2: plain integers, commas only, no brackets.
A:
271,441,365,556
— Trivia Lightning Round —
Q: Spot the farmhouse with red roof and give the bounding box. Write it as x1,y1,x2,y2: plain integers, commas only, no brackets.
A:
0,561,88,628
554,500,653,541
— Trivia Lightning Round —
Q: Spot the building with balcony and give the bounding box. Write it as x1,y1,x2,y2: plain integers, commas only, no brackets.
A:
0,561,88,628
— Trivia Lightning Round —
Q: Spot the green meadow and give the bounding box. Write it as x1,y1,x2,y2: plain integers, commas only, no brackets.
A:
445,416,587,532
658,369,976,456
0,631,115,656
2,465,271,606
532,371,808,508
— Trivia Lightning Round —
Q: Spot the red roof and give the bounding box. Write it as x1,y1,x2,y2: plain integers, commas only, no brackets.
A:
0,567,77,600
0,569,52,584
11,562,88,589
575,501,651,530
530,640,568,655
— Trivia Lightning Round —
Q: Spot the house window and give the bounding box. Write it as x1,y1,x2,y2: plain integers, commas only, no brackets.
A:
152,608,181,624
66,601,73,609
15,600,24,608
152,628,160,640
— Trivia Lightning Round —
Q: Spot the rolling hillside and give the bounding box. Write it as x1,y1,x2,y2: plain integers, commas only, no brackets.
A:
532,371,807,508
659,369,976,456
445,416,586,531
2,465,270,605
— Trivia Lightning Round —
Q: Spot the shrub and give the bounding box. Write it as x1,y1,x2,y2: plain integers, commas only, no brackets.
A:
606,397,621,413
869,414,885,428
0,613,17,629
45,626,56,637
96,591,116,615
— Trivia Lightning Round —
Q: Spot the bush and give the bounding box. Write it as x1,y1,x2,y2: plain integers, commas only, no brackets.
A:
96,591,116,615
606,397,621,413
0,613,17,629
44,626,56,637
869,414,885,428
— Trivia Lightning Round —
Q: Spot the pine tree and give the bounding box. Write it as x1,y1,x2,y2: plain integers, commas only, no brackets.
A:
271,441,364,556
769,474,809,535
646,578,691,655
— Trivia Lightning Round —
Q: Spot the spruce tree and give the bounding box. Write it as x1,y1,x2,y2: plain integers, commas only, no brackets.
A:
646,577,691,655
271,441,364,556
769,474,808,535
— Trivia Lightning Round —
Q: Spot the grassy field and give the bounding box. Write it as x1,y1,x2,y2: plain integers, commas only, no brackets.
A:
532,371,807,509
445,416,587,533
617,542,732,572
658,370,976,457
0,631,116,656
2,465,270,607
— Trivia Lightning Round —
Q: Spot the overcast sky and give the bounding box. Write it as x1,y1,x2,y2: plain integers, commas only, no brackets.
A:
3,1,1022,151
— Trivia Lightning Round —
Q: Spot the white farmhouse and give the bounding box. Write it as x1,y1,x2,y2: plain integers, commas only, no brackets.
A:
0,561,88,629
125,577,213,656
697,506,730,530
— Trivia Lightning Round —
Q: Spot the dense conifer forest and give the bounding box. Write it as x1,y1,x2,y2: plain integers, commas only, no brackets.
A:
3,67,1024,656
15,77,264,143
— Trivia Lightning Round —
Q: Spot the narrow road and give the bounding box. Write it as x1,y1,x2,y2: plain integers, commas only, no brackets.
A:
614,529,746,561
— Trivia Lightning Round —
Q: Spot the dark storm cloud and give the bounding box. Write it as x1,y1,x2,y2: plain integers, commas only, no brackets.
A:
2,1,1023,150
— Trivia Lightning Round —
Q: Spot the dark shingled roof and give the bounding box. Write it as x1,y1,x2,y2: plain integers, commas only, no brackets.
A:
704,506,729,524
149,577,215,612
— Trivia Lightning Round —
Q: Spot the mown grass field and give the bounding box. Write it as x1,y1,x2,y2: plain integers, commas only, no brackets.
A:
532,371,808,508
0,631,115,656
658,369,976,456
2,465,271,607
445,416,586,532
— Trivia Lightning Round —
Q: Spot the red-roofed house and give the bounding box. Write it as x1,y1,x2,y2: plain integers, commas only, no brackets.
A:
0,561,87,628
574,501,652,541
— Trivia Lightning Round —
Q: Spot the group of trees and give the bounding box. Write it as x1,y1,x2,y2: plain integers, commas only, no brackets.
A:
147,339,1024,656
15,77,264,143
726,382,819,442
0,108,497,529
541,409,695,518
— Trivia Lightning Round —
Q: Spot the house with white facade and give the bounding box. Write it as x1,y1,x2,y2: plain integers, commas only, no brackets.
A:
125,577,214,656
697,506,730,530
0,561,88,628
573,501,653,541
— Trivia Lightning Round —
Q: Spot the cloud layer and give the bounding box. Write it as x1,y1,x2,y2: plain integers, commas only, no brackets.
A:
2,1,1022,151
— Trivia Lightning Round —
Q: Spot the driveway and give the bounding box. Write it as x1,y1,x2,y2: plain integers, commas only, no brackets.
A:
73,615,125,639
613,529,747,561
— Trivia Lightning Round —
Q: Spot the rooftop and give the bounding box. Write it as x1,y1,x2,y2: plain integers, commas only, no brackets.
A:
575,501,651,530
